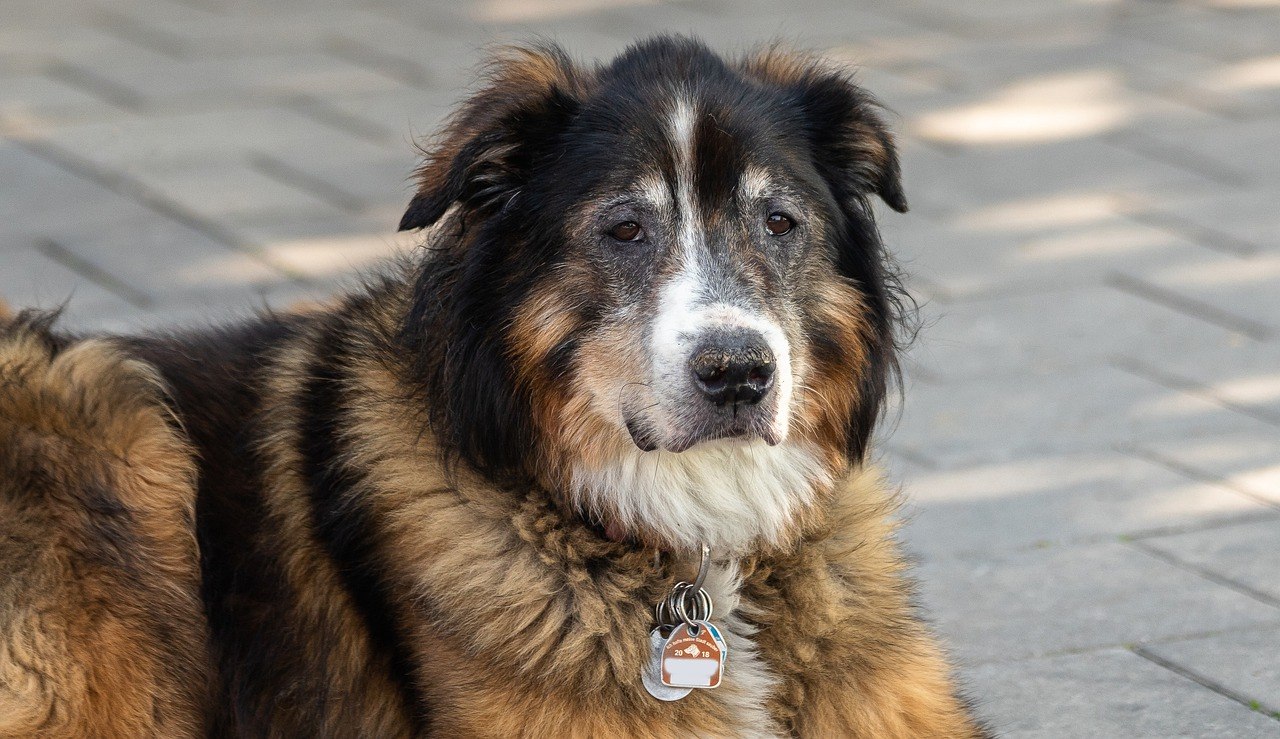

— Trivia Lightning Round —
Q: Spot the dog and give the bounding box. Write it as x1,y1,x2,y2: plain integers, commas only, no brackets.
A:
0,37,987,737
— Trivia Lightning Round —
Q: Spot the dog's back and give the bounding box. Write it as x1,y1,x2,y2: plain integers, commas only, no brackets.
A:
0,312,209,737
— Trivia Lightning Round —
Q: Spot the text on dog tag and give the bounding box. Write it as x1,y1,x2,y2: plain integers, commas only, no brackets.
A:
660,622,724,689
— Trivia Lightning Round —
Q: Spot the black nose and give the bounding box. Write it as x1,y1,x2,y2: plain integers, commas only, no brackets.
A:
690,331,776,407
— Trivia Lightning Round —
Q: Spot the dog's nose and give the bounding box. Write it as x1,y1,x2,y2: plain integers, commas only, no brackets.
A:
690,331,775,407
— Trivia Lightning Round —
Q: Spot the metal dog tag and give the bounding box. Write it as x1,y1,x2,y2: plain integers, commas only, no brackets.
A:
643,627,693,701
660,622,724,689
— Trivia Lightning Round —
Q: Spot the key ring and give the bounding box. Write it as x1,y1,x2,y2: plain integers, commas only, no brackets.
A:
654,542,714,629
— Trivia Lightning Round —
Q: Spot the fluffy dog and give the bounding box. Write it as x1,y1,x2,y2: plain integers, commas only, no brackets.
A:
0,37,987,737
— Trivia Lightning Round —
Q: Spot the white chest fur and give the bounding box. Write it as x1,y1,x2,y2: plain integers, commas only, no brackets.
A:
696,560,784,739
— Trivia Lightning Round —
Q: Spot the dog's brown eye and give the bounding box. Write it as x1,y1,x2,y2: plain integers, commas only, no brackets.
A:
765,213,794,236
609,221,644,242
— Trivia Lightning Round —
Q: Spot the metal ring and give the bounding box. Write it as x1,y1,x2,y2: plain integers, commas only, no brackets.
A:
691,543,710,594
673,585,714,627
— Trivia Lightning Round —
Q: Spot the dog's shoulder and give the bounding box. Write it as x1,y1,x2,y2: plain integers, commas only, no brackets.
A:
0,310,211,737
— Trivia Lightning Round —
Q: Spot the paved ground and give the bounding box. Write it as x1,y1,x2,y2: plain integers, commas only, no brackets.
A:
4,0,1280,735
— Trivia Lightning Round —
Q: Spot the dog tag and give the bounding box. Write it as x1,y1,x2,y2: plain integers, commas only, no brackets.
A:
643,627,693,701
660,622,724,689
701,620,728,672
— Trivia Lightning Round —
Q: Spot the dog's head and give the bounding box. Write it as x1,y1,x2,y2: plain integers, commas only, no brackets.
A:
399,37,909,553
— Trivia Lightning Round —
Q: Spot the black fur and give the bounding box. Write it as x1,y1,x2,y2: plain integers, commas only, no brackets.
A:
299,313,428,734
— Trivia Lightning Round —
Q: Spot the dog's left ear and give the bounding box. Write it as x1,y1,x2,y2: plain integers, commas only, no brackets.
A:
743,49,907,213
399,44,586,231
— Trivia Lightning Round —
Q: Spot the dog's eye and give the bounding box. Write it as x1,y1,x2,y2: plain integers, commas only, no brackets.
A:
765,213,794,236
608,221,645,242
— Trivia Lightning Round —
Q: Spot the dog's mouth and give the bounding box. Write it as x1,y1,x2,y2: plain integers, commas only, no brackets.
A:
623,412,783,453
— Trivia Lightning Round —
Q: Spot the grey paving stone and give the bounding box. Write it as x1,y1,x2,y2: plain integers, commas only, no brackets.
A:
917,541,1280,665
107,7,412,58
233,211,419,281
74,52,407,107
632,0,926,48
1118,5,1280,62
907,78,1221,153
1115,338,1280,426
1143,627,1280,718
889,363,1261,469
899,449,1272,559
48,214,292,302
247,151,413,212
965,648,1280,738
0,73,129,130
1115,249,1280,336
0,245,137,323
1138,188,1280,256
904,284,1253,382
903,137,1225,217
1140,518,1280,603
0,142,172,245
38,106,402,171
919,32,1221,98
886,208,1232,300
126,159,342,220
871,0,1153,37
301,88,461,144
0,25,130,62
1136,118,1280,189
1128,418,1280,507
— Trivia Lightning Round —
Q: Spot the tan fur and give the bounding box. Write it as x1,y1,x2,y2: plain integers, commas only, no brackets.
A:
269,296,983,737
796,275,878,470
0,317,209,737
741,46,901,202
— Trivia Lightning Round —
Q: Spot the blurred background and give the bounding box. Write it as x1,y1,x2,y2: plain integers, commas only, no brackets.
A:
3,0,1279,735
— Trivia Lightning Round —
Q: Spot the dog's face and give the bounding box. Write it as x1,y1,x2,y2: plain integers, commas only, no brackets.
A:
399,38,908,553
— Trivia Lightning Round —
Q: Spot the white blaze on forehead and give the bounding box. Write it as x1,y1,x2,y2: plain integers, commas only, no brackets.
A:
668,96,700,266
648,99,794,444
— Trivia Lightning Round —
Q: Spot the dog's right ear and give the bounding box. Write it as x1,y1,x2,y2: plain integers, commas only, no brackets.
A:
399,44,586,231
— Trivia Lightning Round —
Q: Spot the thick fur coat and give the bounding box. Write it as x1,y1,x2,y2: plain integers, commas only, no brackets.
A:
0,38,987,738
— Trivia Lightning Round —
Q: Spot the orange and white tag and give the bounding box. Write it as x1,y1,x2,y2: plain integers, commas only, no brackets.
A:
660,622,727,689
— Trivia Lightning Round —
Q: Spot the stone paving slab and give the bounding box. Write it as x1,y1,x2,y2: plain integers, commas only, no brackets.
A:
0,244,138,320
1142,627,1280,719
1138,518,1280,603
1140,188,1280,256
40,212,291,303
966,648,1280,738
901,137,1227,217
890,363,1264,468
898,450,1273,559
917,540,1280,665
125,158,345,220
885,208,1236,300
1118,250,1280,337
904,284,1254,383
73,52,408,108
1128,419,1280,508
35,106,402,171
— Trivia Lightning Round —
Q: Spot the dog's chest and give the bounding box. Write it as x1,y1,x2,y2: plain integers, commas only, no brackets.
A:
700,564,783,737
